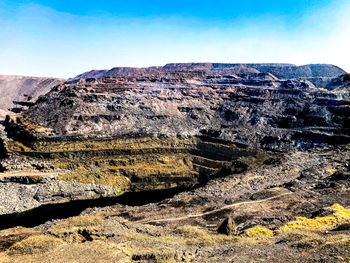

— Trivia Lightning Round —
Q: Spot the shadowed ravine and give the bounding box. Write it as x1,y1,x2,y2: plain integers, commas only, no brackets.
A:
0,186,188,230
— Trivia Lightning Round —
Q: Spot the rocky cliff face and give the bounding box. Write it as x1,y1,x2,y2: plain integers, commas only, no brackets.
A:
0,63,349,215
21,65,350,150
0,75,64,111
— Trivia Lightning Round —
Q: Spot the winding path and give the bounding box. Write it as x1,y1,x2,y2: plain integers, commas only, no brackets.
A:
137,192,293,224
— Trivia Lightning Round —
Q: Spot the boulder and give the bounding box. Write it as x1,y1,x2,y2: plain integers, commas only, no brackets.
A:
217,217,237,235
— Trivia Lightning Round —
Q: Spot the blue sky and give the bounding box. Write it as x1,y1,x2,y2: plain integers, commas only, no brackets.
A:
0,0,349,78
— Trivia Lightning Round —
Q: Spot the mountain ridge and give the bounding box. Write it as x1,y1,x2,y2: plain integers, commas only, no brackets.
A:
0,75,65,111
68,63,346,82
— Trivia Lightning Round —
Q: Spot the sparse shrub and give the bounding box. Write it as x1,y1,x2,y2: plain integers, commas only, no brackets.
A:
51,215,102,231
344,240,350,247
7,235,64,255
121,232,187,246
277,229,321,243
244,226,274,238
155,252,177,263
49,215,103,242
279,230,348,249
325,234,350,244
175,225,215,245
131,249,176,263
293,237,323,249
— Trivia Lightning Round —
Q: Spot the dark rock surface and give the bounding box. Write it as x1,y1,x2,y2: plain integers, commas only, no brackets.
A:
0,63,349,215
21,64,350,151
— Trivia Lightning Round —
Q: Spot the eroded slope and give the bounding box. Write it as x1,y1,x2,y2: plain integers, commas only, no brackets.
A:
0,64,349,215
0,75,64,111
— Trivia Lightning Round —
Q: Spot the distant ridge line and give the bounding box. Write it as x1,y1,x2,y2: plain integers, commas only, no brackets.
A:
69,62,346,82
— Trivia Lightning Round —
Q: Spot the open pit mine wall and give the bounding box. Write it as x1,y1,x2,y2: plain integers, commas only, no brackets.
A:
0,64,349,215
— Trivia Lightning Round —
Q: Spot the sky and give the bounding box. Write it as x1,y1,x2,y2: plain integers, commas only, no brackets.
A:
0,0,349,78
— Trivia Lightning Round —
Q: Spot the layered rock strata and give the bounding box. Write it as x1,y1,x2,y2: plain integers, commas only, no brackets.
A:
21,67,350,150
0,63,349,215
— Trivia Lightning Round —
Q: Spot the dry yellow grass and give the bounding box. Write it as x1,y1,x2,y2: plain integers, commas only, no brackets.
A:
328,168,337,175
7,235,64,256
174,225,273,247
244,226,274,238
49,215,103,235
278,230,349,249
175,225,239,246
122,225,237,248
56,151,195,190
278,204,350,233
9,136,198,154
121,232,187,246
1,240,131,263
174,225,215,245
125,206,350,250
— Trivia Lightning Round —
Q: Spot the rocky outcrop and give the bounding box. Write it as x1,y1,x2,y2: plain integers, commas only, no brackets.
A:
21,68,350,151
0,172,117,215
325,73,350,92
217,217,237,235
225,63,345,79
0,63,349,215
0,75,64,111
69,63,345,82
67,63,345,94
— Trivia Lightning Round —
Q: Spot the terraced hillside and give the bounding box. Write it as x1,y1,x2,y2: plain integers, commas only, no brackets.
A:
0,63,348,216
0,63,349,262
